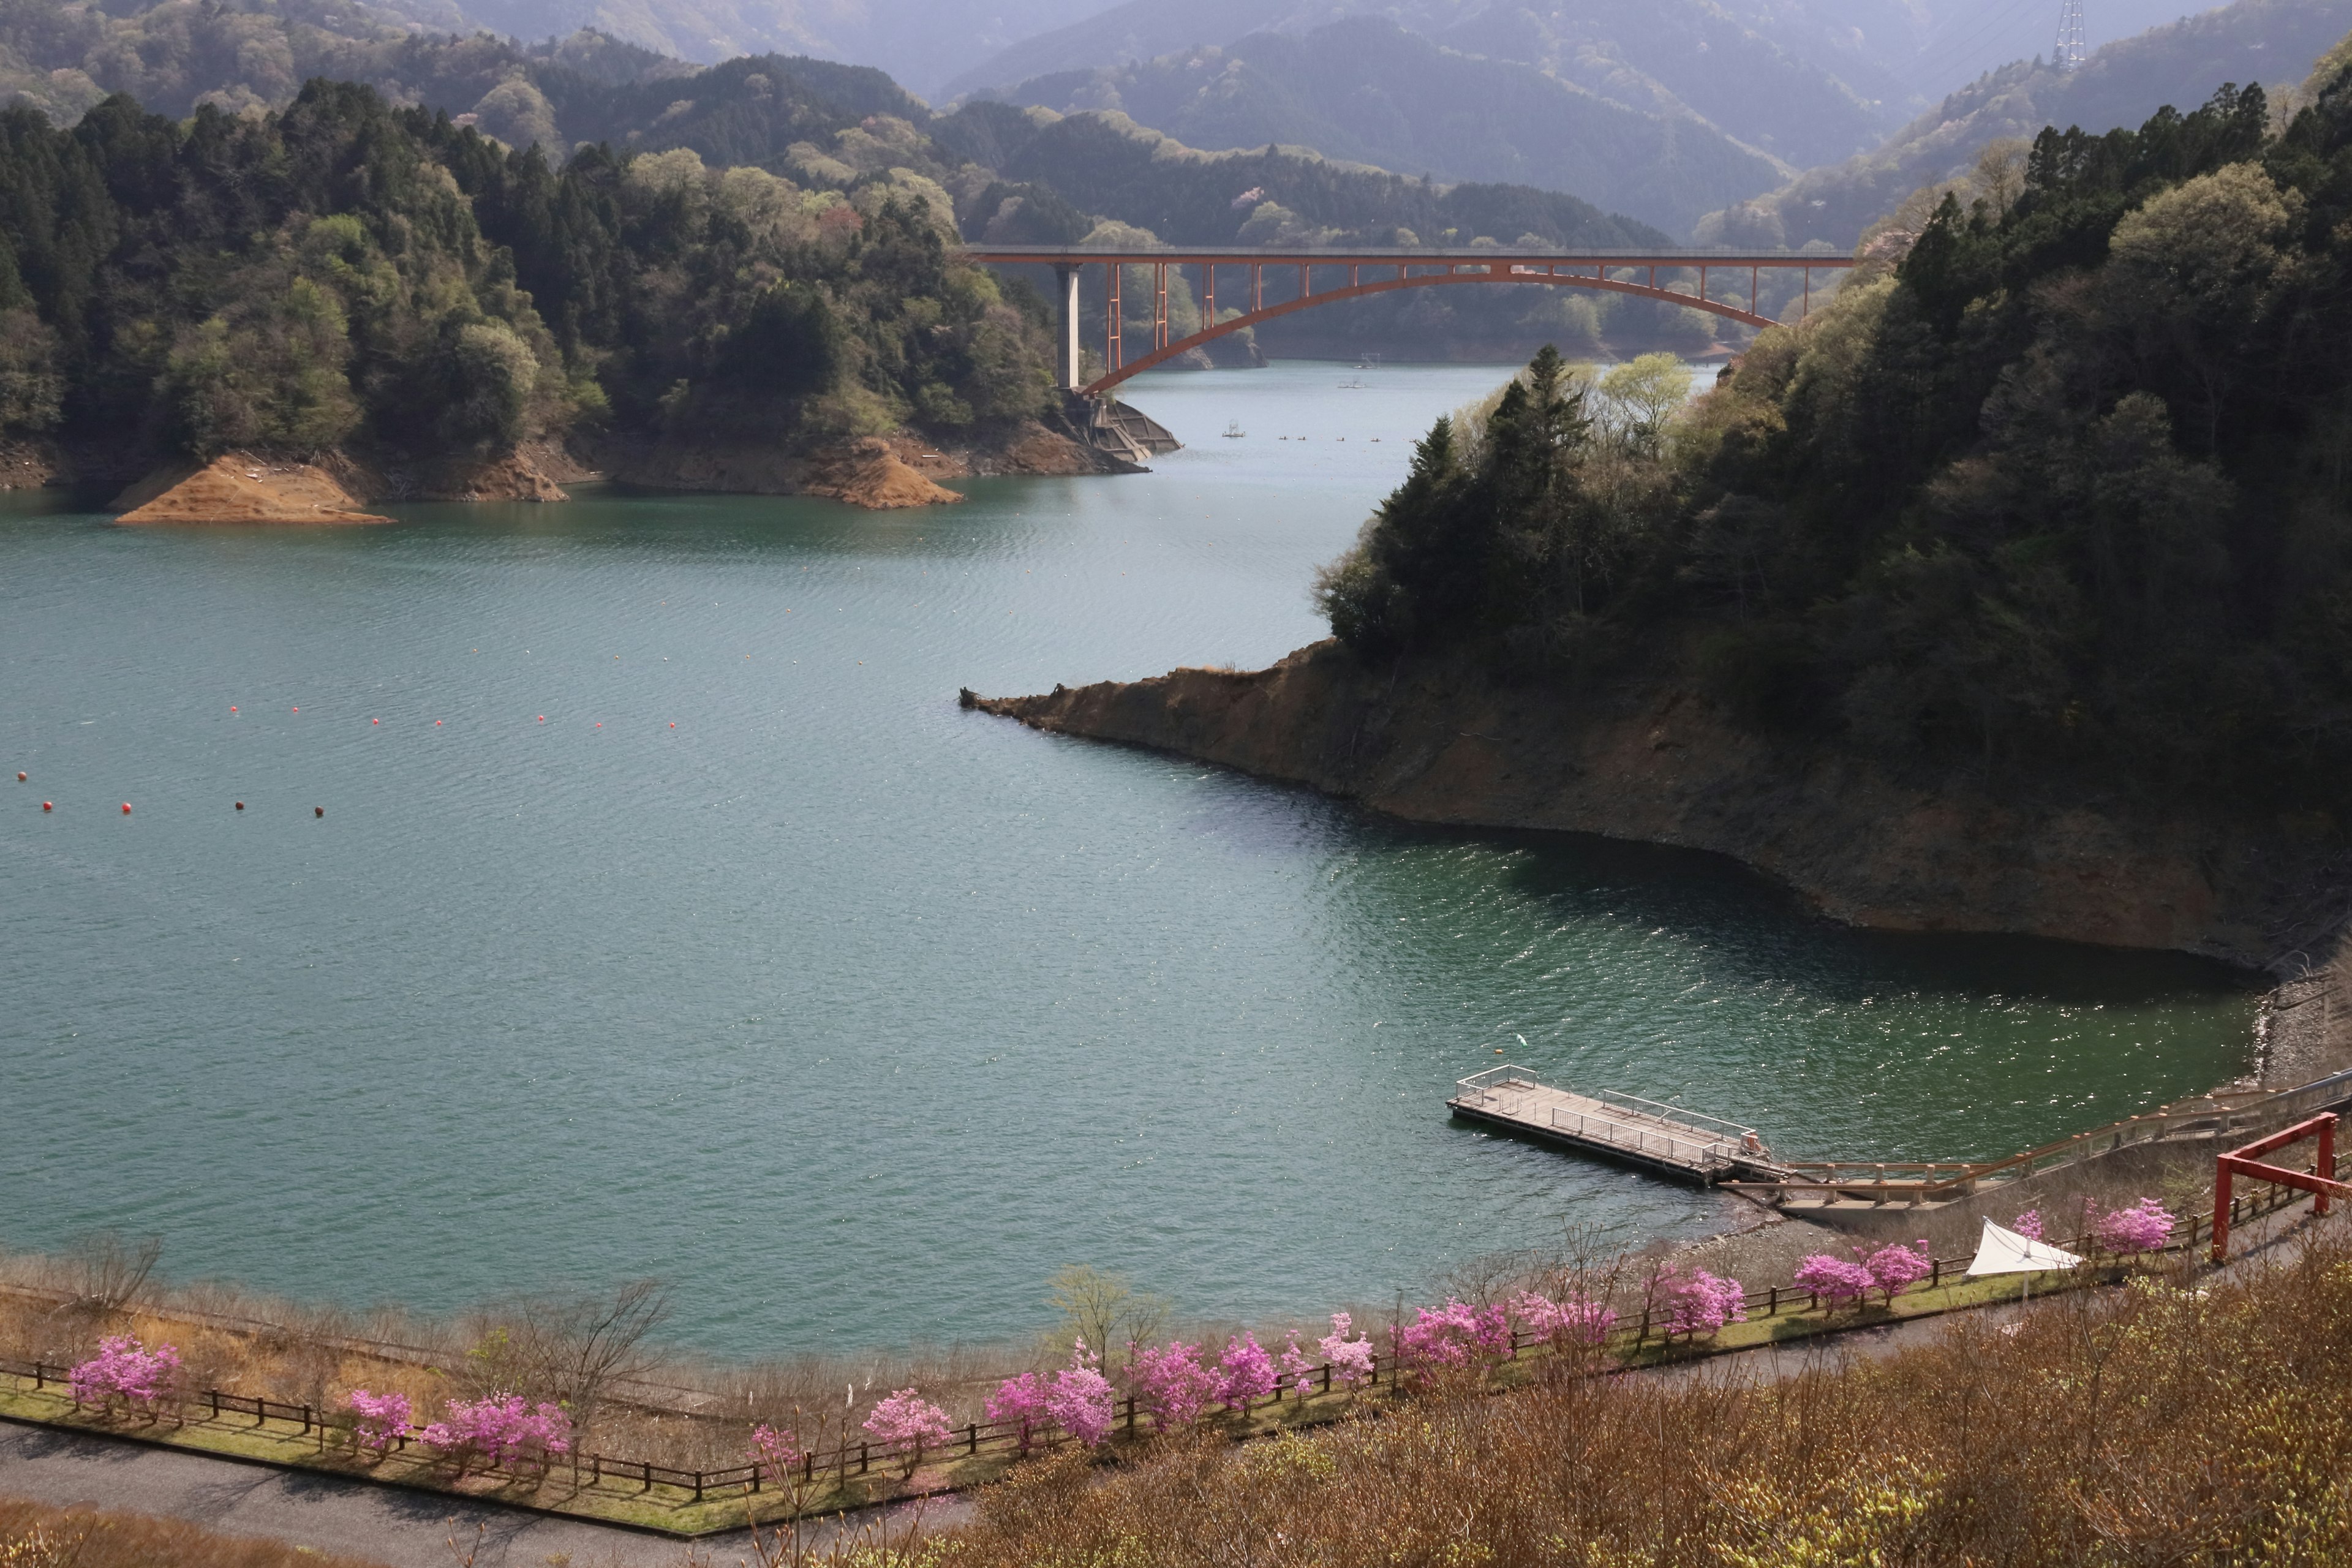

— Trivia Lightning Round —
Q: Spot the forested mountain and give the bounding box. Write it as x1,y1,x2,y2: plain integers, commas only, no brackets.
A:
1316,55,2352,810
0,81,1057,472
951,0,1904,173
986,17,1790,237
1702,0,2352,249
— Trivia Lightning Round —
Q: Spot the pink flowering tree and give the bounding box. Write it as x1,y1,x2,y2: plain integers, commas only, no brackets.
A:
345,1389,412,1456
420,1394,570,1481
1649,1267,1746,1341
1214,1332,1278,1411
1792,1254,1875,1311
984,1372,1050,1455
1866,1242,1935,1303
2012,1209,2045,1241
1128,1340,1219,1430
2094,1197,2177,1254
863,1389,951,1479
1046,1340,1117,1448
1278,1332,1316,1396
1396,1299,1512,1372
750,1423,804,1483
1510,1290,1616,1348
69,1335,183,1422
1318,1313,1376,1387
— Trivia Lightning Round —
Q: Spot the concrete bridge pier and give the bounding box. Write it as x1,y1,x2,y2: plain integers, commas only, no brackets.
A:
1054,263,1083,390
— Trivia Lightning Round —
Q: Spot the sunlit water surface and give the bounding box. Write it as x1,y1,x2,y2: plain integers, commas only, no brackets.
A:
0,362,2256,1352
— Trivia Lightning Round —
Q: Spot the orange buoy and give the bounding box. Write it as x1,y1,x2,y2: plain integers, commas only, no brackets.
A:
121,802,131,814
314,807,323,818
230,706,238,714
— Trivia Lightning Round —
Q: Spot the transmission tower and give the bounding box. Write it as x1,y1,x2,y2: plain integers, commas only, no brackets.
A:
2053,0,2087,73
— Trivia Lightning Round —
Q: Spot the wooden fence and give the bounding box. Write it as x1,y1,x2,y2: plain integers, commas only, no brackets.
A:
0,1180,2315,1505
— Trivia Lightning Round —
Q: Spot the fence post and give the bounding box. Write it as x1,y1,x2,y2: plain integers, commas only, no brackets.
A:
802,1450,813,1482
1767,1286,1777,1316
302,1403,312,1435
591,1454,601,1485
32,1363,42,1391
1321,1364,1332,1395
692,1471,704,1504
209,1389,220,1420
641,1461,653,1493
859,1440,870,1476
966,1422,978,1456
1125,1395,1137,1433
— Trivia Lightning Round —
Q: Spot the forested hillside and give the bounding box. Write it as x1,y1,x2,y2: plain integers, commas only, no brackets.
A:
1316,57,2352,810
986,18,1789,237
0,81,1055,473
1702,0,2352,249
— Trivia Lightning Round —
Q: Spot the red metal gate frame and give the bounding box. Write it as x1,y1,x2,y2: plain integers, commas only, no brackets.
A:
2211,1112,2348,1262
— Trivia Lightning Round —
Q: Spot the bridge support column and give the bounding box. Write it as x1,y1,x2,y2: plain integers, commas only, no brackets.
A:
1054,263,1082,390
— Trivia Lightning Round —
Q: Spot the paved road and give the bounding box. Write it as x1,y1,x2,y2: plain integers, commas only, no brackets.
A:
0,1422,968,1567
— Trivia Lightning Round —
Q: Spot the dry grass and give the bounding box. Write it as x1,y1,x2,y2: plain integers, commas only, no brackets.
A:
937,1213,2352,1567
0,1497,392,1568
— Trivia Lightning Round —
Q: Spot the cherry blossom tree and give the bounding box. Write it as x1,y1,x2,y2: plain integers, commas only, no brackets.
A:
1128,1340,1219,1429
69,1335,182,1420
345,1389,412,1455
1214,1332,1277,1411
2095,1197,2177,1254
862,1389,951,1479
1317,1313,1376,1387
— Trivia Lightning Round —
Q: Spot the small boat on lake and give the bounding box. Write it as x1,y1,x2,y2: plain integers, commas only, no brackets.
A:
1223,420,1246,438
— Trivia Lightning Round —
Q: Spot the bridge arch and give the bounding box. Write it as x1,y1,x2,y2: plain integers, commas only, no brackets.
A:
963,246,1854,397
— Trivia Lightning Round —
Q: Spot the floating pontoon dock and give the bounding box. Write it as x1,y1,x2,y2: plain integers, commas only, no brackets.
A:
1447,1066,1791,1186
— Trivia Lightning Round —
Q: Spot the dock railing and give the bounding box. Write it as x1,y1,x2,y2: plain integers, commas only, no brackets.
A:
1546,1104,1740,1170
1453,1068,1757,1173
1730,1062,2352,1207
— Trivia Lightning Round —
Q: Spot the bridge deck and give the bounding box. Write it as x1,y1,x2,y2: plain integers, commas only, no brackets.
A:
1448,1069,1784,1186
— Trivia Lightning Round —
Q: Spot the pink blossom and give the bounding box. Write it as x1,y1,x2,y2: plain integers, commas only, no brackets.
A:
1317,1314,1376,1387
2012,1209,2044,1241
985,1372,1049,1454
1396,1298,1510,1369
2094,1197,2176,1254
345,1389,412,1453
750,1423,803,1482
69,1335,183,1416
1128,1340,1219,1428
418,1395,570,1477
1278,1332,1316,1396
1046,1355,1115,1449
862,1389,951,1476
1509,1290,1616,1346
1866,1241,1934,1301
1792,1254,1875,1308
1649,1267,1746,1340
1214,1332,1277,1410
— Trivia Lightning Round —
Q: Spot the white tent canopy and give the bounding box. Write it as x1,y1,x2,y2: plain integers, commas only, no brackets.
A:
1966,1218,2084,1276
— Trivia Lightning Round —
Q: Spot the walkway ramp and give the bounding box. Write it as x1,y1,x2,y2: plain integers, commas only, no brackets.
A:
1448,1066,1789,1186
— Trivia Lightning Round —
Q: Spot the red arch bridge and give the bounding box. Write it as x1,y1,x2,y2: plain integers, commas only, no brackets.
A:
965,244,1857,395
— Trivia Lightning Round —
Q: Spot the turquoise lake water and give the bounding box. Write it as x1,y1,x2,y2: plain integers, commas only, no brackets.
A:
0,361,2257,1353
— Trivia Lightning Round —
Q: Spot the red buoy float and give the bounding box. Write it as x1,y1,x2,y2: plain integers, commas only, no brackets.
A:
314,807,324,818
121,802,131,814
42,801,52,812
235,802,244,810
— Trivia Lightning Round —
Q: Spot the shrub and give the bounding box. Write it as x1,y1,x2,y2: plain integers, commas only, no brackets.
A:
2095,1197,2177,1254
344,1389,411,1454
1317,1313,1377,1387
1793,1254,1877,1310
1510,1289,1617,1345
69,1335,182,1419
750,1422,803,1482
1046,1341,1116,1449
1396,1299,1512,1369
1213,1332,1277,1410
419,1394,569,1479
984,1371,1050,1455
1651,1268,1746,1340
1866,1241,1935,1302
1129,1340,1219,1429
862,1389,952,1478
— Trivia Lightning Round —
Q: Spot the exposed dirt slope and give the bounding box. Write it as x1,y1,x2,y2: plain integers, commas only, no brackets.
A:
601,418,1132,503
113,454,390,524
974,641,2350,967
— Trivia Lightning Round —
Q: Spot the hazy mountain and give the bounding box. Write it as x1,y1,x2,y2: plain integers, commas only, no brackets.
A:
990,18,1792,235
441,0,1110,94
1705,0,2352,250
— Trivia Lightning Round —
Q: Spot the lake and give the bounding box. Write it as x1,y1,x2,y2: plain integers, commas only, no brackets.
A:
0,361,2256,1353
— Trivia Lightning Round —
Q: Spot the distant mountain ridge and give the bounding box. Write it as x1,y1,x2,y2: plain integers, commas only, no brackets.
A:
1703,0,2352,250
984,17,1794,236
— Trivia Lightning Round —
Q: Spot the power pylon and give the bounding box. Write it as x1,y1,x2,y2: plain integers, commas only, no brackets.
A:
2054,0,2087,73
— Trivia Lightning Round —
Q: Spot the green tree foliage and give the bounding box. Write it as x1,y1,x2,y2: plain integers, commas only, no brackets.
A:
0,78,1057,459
1321,64,2352,809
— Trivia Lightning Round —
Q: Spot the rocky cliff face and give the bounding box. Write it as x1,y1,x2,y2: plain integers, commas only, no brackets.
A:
974,641,2350,969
